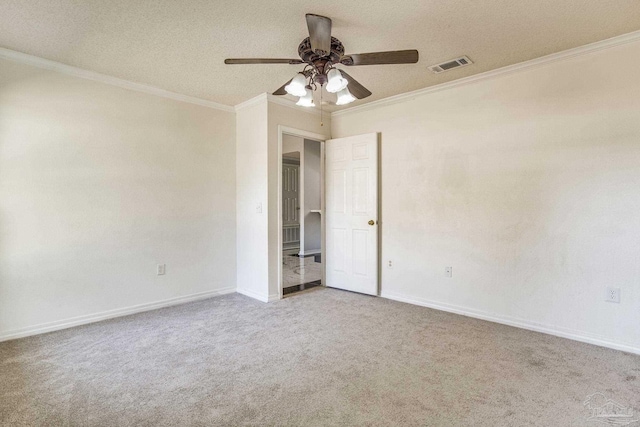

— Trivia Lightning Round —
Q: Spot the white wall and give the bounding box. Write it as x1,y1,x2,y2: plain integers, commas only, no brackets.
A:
0,58,237,338
235,100,269,301
331,40,640,352
303,139,321,253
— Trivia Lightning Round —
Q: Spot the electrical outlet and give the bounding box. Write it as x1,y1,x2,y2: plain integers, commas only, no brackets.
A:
256,202,262,214
605,287,620,303
445,267,452,278
387,260,393,269
157,264,166,276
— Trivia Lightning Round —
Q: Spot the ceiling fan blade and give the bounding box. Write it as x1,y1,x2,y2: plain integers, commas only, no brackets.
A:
224,58,304,65
273,79,293,96
340,50,419,66
306,14,332,56
339,71,372,99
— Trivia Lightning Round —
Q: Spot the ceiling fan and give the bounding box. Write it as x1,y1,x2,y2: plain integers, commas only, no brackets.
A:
225,14,419,107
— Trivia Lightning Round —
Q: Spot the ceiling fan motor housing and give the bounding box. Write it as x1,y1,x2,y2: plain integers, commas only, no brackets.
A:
298,36,344,69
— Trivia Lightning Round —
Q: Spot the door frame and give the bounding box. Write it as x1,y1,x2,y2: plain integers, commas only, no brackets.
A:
277,126,326,299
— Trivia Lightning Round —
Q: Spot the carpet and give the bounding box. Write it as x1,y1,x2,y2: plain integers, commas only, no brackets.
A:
1,288,638,426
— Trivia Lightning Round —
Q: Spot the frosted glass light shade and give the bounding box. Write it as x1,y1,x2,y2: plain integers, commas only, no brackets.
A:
325,69,348,93
285,74,308,97
335,87,356,105
296,88,315,107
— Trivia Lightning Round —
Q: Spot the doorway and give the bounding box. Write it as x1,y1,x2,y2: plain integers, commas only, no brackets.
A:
278,128,380,299
278,127,326,298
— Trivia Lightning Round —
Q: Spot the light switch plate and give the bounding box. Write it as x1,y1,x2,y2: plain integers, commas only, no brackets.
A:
605,287,620,303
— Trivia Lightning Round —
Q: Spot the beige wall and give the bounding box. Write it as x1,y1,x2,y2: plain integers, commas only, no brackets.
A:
0,58,236,338
3,35,638,353
331,41,640,352
235,100,269,301
282,134,303,157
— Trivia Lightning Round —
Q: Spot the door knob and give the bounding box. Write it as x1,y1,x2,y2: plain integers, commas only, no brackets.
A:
368,220,375,226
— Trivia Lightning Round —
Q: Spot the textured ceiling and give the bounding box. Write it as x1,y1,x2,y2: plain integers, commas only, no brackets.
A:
1,1,640,110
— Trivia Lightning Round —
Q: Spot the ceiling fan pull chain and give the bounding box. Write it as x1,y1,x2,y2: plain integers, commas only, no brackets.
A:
320,89,324,127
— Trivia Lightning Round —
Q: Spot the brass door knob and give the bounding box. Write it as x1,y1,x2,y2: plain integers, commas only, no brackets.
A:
368,220,375,226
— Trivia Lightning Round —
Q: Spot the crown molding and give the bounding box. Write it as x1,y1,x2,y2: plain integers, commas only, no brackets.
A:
332,29,640,118
266,93,324,116
234,93,269,111
234,92,325,116
0,47,235,113
8,27,637,120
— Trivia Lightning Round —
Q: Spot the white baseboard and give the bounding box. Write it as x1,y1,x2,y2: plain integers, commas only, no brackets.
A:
237,288,280,303
268,293,281,302
0,286,236,343
381,291,640,356
237,287,268,302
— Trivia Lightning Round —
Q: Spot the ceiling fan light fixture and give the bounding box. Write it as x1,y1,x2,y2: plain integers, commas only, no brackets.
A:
325,68,348,93
225,14,420,105
285,73,308,97
296,88,315,107
335,87,356,105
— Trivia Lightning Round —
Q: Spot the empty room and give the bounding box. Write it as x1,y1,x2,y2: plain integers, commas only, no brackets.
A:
1,1,639,426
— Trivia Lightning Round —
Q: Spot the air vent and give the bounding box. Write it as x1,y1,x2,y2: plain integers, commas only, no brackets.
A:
428,56,473,74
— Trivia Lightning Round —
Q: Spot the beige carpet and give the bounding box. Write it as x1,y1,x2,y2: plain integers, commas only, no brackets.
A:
1,288,638,426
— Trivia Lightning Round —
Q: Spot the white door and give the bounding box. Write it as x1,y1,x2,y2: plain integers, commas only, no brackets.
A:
282,163,300,249
325,133,378,295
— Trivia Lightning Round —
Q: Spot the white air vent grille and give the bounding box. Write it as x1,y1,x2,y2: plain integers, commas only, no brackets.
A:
428,56,473,74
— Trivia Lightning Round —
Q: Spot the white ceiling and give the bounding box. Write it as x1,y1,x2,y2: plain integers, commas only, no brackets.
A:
1,1,639,110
